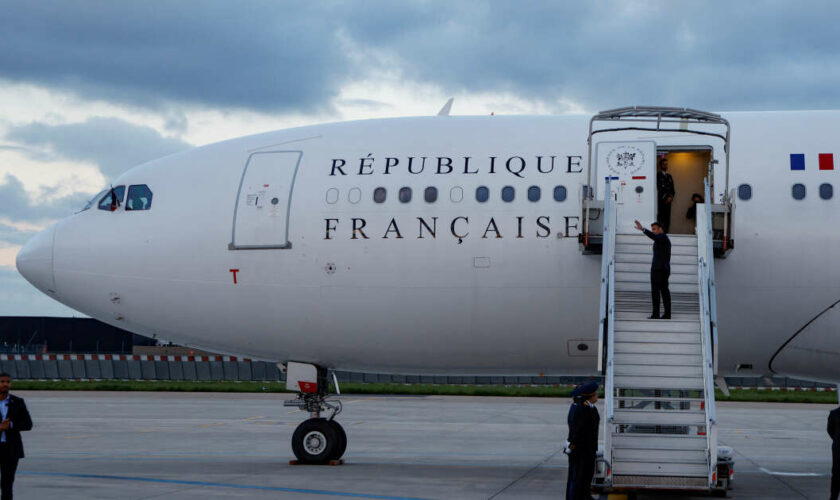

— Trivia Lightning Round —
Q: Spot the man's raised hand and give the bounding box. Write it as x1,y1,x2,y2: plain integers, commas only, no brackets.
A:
634,220,644,231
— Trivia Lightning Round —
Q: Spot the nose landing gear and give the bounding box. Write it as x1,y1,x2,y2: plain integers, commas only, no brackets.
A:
283,362,347,464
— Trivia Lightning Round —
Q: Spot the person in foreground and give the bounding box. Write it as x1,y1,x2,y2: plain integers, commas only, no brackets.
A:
634,220,672,319
0,373,32,500
828,405,840,499
566,382,600,500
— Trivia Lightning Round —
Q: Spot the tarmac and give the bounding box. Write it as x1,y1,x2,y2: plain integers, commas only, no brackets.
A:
10,391,836,499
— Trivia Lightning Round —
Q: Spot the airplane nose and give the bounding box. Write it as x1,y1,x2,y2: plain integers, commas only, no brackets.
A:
16,224,57,294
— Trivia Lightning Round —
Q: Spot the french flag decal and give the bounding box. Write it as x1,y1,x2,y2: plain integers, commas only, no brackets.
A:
790,154,805,170
820,153,834,170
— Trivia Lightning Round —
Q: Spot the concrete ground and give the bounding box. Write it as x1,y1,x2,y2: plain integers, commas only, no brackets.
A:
9,391,835,499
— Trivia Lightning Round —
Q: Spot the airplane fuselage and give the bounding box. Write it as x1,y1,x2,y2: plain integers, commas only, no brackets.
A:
17,111,840,382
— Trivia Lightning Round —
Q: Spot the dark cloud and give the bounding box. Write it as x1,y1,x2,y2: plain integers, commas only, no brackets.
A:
3,1,840,116
0,223,35,246
338,1,840,111
0,1,349,113
0,267,80,316
0,175,91,222
6,117,192,180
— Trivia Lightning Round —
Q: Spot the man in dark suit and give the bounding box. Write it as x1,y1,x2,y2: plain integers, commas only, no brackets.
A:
828,406,840,499
565,385,583,500
0,373,32,500
635,220,672,319
567,382,600,500
657,158,675,233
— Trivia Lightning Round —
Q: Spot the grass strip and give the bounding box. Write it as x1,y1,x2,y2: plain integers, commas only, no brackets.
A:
8,380,838,403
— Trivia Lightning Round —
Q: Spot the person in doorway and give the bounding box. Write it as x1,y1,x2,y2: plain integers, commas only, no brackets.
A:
686,193,705,222
0,373,32,500
566,382,600,500
657,157,675,232
634,220,672,319
565,385,583,500
828,405,840,499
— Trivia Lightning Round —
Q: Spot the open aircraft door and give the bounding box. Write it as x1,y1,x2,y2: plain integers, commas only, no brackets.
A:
594,140,657,234
230,151,302,250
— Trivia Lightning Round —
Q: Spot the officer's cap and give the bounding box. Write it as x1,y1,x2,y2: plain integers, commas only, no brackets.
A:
577,381,599,396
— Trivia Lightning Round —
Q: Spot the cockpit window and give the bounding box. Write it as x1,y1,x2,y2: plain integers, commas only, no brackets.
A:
80,189,108,212
126,184,153,211
98,186,125,211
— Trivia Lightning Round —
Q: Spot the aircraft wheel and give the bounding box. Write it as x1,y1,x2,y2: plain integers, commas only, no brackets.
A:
292,418,338,464
328,420,347,460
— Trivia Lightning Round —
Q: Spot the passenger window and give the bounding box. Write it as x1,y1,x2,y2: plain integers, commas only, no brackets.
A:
399,187,412,203
476,186,489,203
737,184,752,201
820,183,833,200
554,185,567,202
326,188,339,204
348,187,361,204
450,186,463,203
424,187,438,203
527,186,540,202
98,186,125,211
501,186,515,202
373,187,387,203
125,185,153,211
792,183,806,200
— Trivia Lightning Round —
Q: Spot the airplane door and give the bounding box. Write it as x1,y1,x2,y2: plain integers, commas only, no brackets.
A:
595,141,656,234
230,151,302,250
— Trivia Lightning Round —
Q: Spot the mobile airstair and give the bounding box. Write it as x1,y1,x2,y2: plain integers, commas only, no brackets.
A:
594,179,731,492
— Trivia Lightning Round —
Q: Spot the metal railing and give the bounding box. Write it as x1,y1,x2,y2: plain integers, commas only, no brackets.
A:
695,179,719,487
597,179,618,479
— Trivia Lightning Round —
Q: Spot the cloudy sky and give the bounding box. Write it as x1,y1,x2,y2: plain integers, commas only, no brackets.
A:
2,1,840,316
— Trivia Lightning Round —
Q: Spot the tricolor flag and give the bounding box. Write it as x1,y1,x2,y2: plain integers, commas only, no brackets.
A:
790,153,834,170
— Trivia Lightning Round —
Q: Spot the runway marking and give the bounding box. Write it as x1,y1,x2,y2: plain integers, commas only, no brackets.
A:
18,471,432,499
243,415,266,421
198,422,225,429
63,434,101,440
759,467,827,477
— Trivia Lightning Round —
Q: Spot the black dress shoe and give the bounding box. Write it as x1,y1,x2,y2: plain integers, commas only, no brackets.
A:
662,315,671,319
648,315,660,319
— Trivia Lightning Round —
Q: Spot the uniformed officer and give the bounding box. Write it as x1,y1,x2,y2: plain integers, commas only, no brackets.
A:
828,405,840,499
657,157,675,233
567,382,600,500
565,385,583,500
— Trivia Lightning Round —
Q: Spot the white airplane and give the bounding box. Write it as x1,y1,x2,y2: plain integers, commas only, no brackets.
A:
13,106,840,478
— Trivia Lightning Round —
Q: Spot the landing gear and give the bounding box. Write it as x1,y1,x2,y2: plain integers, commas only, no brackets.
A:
283,362,346,464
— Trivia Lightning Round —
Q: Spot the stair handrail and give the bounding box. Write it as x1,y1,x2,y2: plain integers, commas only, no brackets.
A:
696,184,718,488
596,180,617,481
703,180,719,374
597,179,616,374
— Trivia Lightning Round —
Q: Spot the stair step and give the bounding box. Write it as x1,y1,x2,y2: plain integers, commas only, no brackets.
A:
614,364,703,378
614,319,701,333
612,433,708,450
614,375,705,390
615,281,699,294
611,462,710,478
614,353,703,366
615,262,697,274
616,253,698,265
613,332,700,344
614,271,698,284
613,409,707,426
613,448,707,463
614,311,698,321
616,243,698,256
614,342,702,355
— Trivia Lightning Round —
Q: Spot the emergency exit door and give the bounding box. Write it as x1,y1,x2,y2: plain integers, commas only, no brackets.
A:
230,151,302,249
594,141,656,234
